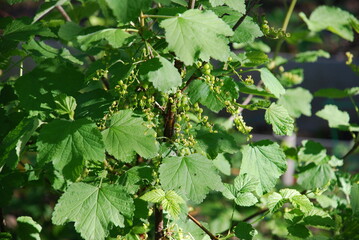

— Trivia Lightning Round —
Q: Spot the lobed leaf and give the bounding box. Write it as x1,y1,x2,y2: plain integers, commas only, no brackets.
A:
52,183,134,240
159,153,223,203
160,9,233,65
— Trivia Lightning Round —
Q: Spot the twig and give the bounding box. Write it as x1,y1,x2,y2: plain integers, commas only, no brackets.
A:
188,0,196,9
187,214,219,240
342,135,359,160
141,14,174,19
180,75,196,92
238,94,254,113
155,205,164,240
232,0,259,31
282,0,297,32
242,208,268,222
274,0,297,58
56,5,71,22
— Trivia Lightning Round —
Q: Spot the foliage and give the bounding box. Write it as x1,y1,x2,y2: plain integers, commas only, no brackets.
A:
0,0,359,239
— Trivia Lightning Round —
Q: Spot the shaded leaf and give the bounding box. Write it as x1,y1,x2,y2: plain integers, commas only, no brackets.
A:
37,119,105,180
234,221,257,240
16,216,42,240
0,117,40,169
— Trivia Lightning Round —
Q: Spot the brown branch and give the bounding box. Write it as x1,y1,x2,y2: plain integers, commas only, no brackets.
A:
164,100,175,140
220,208,268,236
242,208,268,222
56,5,72,22
180,75,196,93
232,0,259,31
187,214,219,240
155,205,164,240
188,0,196,9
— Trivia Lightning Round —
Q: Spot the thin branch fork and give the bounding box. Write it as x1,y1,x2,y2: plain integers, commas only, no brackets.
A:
187,213,219,240
188,0,196,9
56,5,72,22
232,0,260,31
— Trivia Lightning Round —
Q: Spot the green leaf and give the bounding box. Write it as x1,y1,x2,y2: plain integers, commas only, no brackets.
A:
213,154,231,175
237,50,269,67
22,39,82,64
140,56,182,93
234,173,259,193
314,88,349,98
3,18,55,41
58,22,82,41
37,119,105,180
278,87,313,118
15,66,84,115
316,194,338,209
159,153,223,203
234,221,257,240
16,216,42,240
210,0,246,14
316,105,350,128
195,126,238,159
297,163,335,190
234,192,258,206
303,208,335,228
160,9,233,65
298,140,327,164
0,117,40,169
32,0,68,23
287,224,310,238
351,183,359,215
299,6,355,41
187,77,239,113
52,183,134,240
222,174,259,206
240,140,287,195
259,68,285,98
267,189,313,213
290,195,313,213
265,103,294,136
267,192,286,212
54,94,77,120
77,28,131,51
231,17,263,44
161,190,185,218
117,166,153,194
141,189,166,203
294,50,330,63
236,81,275,98
102,110,159,162
105,0,151,23
0,232,12,239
